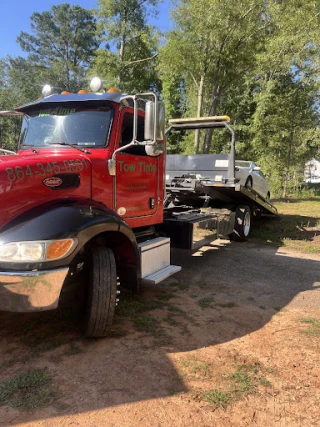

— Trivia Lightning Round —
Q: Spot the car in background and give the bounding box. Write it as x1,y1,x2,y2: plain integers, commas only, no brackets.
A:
235,160,270,201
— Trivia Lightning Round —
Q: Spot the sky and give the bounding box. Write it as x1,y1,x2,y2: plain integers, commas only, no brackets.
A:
0,0,172,58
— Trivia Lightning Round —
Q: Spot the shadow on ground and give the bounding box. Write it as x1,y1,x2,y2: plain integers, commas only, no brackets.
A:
252,213,320,246
0,238,319,425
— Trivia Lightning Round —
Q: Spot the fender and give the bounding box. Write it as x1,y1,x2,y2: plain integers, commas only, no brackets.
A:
0,198,140,272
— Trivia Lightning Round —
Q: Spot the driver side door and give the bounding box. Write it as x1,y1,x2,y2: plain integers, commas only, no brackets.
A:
114,109,161,221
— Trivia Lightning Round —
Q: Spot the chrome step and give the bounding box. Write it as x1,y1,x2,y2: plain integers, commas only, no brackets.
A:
141,265,181,285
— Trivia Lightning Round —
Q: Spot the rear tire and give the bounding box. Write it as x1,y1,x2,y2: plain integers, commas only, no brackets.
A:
84,247,118,338
233,205,251,242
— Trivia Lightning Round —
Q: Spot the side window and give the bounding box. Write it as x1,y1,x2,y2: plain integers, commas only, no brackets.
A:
259,171,265,179
120,112,146,155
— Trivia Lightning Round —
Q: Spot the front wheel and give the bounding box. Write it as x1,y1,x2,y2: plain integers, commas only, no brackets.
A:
232,205,251,242
84,247,118,337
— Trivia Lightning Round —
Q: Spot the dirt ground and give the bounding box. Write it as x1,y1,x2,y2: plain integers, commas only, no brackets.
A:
0,239,319,427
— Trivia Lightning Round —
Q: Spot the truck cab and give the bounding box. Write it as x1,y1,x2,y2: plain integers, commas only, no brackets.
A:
0,80,179,336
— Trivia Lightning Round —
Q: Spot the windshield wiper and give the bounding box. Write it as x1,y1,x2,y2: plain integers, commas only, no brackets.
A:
20,144,39,154
47,142,90,154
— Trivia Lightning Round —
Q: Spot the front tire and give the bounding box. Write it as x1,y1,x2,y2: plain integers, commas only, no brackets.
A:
233,205,251,242
84,247,118,337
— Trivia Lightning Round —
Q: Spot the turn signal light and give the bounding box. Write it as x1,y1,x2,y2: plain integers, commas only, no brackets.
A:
46,239,75,260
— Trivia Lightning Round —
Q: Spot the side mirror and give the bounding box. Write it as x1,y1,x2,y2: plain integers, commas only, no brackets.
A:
144,101,165,142
253,166,261,171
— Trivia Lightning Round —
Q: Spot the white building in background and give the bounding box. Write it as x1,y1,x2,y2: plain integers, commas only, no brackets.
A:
305,158,320,183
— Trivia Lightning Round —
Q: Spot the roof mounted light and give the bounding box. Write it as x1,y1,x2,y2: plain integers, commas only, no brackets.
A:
107,88,119,93
42,85,52,97
78,89,88,94
90,77,102,93
169,116,231,124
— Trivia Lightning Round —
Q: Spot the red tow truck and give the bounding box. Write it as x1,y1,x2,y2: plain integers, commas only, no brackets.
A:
0,78,276,336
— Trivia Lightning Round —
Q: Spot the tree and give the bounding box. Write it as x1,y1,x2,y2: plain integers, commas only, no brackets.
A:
92,0,160,92
160,0,266,154
16,3,100,92
0,60,22,151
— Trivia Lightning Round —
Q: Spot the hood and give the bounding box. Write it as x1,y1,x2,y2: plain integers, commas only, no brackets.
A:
0,150,92,229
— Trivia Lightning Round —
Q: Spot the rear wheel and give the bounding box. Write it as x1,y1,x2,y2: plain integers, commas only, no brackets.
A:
233,205,251,242
84,247,118,337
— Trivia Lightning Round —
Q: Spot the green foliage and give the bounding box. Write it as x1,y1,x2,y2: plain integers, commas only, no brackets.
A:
16,4,100,92
160,0,320,194
160,0,266,153
92,0,161,92
0,369,56,409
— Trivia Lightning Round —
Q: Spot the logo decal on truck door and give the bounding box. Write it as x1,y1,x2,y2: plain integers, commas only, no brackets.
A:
42,177,63,187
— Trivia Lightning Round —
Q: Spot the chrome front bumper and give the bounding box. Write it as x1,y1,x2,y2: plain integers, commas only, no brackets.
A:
0,268,69,312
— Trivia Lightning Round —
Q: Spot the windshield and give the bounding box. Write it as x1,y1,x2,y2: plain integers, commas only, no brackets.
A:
235,160,251,168
19,103,113,148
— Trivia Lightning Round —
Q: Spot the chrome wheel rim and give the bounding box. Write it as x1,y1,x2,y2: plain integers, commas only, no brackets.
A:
243,211,251,236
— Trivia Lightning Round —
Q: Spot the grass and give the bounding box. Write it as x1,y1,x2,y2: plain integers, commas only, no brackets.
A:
197,297,215,309
229,365,256,395
179,355,211,379
166,305,194,321
116,295,164,318
194,389,229,409
297,317,320,336
192,360,271,410
63,342,85,356
217,302,238,308
0,369,56,409
251,196,320,253
168,282,190,291
163,315,180,326
116,291,195,339
157,293,175,301
20,332,76,355
134,315,158,333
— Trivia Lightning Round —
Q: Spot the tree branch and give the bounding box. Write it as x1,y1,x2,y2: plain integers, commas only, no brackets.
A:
123,52,158,66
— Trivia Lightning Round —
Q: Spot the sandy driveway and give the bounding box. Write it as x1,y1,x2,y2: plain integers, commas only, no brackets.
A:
0,240,319,426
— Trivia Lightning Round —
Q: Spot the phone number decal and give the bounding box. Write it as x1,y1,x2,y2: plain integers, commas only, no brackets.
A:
5,159,88,182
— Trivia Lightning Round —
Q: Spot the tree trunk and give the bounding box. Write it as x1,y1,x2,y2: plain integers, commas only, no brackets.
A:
203,85,219,154
118,21,127,86
282,131,293,199
194,75,204,154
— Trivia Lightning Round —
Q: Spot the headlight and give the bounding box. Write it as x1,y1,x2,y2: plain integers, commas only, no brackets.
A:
0,239,77,262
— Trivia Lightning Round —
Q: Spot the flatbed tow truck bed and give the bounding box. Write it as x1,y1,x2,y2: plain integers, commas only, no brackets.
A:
165,153,277,216
161,117,277,249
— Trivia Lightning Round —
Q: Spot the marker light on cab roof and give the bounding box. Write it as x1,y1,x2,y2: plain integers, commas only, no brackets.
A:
42,85,52,97
90,77,102,92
